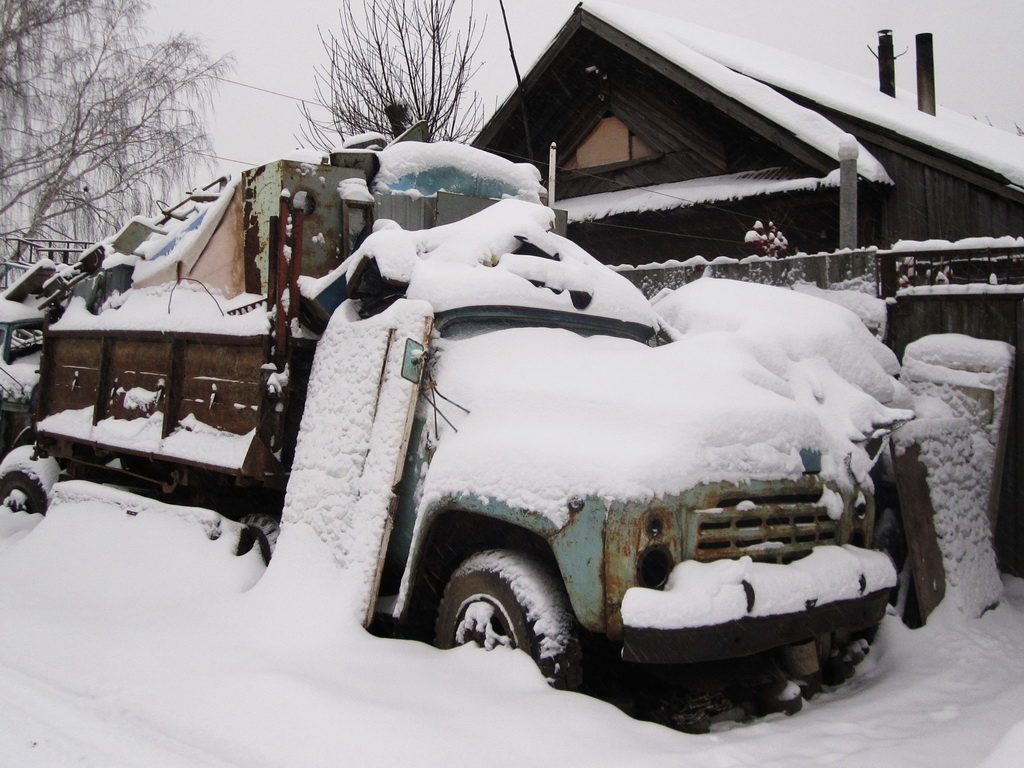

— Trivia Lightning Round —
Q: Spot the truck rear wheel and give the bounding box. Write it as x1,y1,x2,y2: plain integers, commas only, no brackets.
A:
435,549,582,691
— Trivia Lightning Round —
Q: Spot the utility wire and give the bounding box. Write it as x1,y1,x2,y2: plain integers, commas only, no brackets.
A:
206,74,319,108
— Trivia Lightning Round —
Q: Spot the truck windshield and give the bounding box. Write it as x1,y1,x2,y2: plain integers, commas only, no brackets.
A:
433,306,657,345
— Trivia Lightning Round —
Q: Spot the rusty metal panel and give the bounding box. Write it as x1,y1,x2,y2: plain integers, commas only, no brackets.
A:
241,160,368,295
42,337,104,417
100,340,172,423
689,504,838,564
174,341,266,436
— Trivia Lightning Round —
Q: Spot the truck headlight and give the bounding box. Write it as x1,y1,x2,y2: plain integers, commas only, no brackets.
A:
637,546,673,590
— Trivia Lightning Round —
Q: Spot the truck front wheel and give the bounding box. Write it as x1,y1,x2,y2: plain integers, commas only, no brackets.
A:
434,549,582,691
0,470,48,515
0,447,59,516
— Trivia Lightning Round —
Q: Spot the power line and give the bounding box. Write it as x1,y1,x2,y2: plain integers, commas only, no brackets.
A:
206,75,318,108
195,150,258,168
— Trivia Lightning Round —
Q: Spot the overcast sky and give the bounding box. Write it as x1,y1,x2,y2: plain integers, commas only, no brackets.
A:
148,0,1024,182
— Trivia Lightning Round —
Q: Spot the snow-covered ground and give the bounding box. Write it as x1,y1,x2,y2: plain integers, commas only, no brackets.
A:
1,497,1023,768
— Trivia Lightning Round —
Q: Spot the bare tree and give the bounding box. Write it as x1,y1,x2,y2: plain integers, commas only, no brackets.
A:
303,0,484,147
0,0,232,242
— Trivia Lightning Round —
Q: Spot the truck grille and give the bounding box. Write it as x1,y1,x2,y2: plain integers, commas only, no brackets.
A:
691,495,839,564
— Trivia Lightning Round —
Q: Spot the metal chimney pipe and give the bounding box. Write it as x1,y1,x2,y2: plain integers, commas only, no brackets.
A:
878,30,896,97
916,33,936,115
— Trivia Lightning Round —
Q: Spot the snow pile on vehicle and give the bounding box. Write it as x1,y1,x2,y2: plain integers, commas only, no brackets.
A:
654,278,913,489
894,334,1010,616
38,405,258,472
0,349,40,404
54,282,269,336
282,299,432,624
374,140,544,203
319,198,659,329
621,545,895,629
791,282,889,338
419,327,840,529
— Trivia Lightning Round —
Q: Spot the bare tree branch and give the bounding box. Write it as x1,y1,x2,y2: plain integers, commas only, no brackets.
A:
301,0,484,148
0,0,233,242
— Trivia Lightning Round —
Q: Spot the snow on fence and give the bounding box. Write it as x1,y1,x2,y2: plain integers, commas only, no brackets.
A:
613,238,1024,300
613,249,879,299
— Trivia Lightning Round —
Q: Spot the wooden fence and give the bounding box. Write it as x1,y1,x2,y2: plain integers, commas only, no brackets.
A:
614,243,1024,300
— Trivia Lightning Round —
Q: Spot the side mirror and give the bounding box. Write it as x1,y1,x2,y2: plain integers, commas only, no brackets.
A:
401,338,426,384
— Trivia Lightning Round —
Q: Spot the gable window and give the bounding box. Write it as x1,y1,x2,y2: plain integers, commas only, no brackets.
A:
568,115,654,170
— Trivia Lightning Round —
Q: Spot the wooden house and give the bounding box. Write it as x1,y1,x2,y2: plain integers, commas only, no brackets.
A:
476,2,1024,266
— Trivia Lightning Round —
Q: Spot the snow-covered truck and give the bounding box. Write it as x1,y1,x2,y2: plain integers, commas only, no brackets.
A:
3,143,902,717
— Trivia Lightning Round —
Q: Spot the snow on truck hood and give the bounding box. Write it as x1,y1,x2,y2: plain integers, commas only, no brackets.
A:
418,278,912,527
421,326,837,527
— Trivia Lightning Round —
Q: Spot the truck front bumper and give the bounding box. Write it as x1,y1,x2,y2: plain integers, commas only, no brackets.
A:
618,545,897,664
621,587,890,664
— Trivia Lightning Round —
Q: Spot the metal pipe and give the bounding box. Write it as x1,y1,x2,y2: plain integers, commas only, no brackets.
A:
916,33,936,115
877,30,896,97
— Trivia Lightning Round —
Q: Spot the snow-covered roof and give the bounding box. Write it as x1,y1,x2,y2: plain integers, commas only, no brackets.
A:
581,1,1024,189
578,2,889,185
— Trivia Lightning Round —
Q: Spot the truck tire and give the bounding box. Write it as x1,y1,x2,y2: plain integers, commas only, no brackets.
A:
0,470,49,515
235,522,272,566
0,447,59,516
435,549,582,691
239,513,280,556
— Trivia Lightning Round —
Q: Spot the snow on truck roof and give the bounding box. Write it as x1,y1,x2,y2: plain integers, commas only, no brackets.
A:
579,1,1024,189
373,141,544,203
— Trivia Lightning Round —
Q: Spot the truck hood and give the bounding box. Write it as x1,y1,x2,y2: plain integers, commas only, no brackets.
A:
419,326,903,528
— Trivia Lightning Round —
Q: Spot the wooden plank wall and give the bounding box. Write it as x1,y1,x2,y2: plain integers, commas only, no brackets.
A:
863,143,1024,246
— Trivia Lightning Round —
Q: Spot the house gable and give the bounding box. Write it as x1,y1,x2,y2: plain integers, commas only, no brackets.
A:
477,20,826,200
